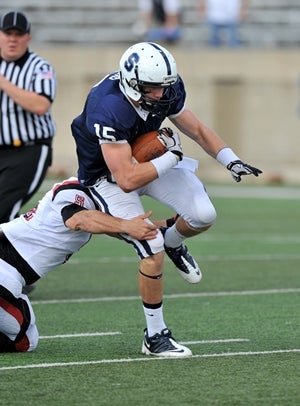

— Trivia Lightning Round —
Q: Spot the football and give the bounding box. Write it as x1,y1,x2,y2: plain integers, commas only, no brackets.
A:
131,131,168,163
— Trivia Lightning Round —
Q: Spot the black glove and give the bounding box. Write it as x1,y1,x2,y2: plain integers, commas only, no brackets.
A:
227,160,262,182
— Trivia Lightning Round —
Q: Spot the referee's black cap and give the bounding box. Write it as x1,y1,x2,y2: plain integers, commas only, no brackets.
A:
0,11,31,34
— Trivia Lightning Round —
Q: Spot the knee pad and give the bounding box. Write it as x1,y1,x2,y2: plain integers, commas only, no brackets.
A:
185,199,217,230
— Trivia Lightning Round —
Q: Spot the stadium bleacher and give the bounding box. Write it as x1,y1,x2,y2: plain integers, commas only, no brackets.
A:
1,0,300,47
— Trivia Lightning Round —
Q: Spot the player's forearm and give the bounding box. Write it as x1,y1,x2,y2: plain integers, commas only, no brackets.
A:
195,127,228,159
172,109,228,158
67,210,157,240
68,210,125,234
113,161,159,193
114,151,179,193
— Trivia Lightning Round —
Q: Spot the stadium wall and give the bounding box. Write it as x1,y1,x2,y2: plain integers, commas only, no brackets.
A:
41,46,300,185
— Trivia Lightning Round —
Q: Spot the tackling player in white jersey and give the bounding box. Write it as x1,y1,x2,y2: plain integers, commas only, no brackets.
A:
0,177,157,352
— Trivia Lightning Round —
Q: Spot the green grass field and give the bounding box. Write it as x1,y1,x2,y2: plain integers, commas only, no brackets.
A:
0,183,299,405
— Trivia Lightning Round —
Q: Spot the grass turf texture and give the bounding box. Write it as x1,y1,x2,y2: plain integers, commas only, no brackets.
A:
0,184,299,405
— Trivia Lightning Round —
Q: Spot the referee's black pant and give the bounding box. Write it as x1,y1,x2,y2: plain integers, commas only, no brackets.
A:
0,143,52,222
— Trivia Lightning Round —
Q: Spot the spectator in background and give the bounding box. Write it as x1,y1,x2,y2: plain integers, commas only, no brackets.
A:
0,11,56,223
132,0,182,43
198,0,247,47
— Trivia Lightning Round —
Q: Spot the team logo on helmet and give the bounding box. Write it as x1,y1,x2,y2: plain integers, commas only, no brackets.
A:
119,42,178,116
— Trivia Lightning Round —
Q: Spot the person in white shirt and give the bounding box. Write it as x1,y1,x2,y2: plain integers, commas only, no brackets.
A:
198,0,247,47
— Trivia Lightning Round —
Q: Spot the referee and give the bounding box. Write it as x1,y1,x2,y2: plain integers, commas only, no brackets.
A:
0,11,56,222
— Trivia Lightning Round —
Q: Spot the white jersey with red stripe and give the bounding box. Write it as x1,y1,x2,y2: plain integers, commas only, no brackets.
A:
1,177,97,278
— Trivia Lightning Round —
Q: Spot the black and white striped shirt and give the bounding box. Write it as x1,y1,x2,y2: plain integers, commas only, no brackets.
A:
0,49,56,147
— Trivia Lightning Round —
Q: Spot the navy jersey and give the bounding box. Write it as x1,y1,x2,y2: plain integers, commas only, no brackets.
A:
71,71,186,187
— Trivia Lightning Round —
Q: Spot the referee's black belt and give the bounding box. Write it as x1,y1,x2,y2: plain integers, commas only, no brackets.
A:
0,139,52,150
0,231,40,285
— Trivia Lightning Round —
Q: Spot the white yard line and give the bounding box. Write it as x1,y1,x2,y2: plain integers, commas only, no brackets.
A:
38,333,248,345
39,332,121,339
31,288,300,306
0,349,299,371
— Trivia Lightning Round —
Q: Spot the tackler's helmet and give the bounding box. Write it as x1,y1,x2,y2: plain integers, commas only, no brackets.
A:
119,42,178,116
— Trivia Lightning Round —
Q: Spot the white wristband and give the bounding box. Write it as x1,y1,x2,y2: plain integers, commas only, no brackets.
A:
151,151,179,177
216,147,240,167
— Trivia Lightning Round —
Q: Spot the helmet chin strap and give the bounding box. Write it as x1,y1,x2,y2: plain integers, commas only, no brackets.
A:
139,98,165,117
139,86,177,117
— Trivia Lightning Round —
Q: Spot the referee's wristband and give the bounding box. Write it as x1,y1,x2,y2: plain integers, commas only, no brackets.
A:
216,147,240,168
151,151,179,177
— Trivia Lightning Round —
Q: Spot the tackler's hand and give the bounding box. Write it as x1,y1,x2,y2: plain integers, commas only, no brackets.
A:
227,160,263,182
157,127,183,161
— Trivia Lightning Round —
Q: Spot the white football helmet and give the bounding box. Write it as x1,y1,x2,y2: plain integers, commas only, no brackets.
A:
119,42,178,116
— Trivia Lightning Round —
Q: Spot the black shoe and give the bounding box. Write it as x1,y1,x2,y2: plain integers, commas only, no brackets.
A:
142,328,192,357
160,227,202,283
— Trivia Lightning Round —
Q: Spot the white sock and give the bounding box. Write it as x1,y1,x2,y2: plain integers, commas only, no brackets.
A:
164,225,186,248
143,305,166,337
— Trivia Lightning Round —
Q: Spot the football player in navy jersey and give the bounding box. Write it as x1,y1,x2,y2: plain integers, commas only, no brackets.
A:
72,42,262,357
